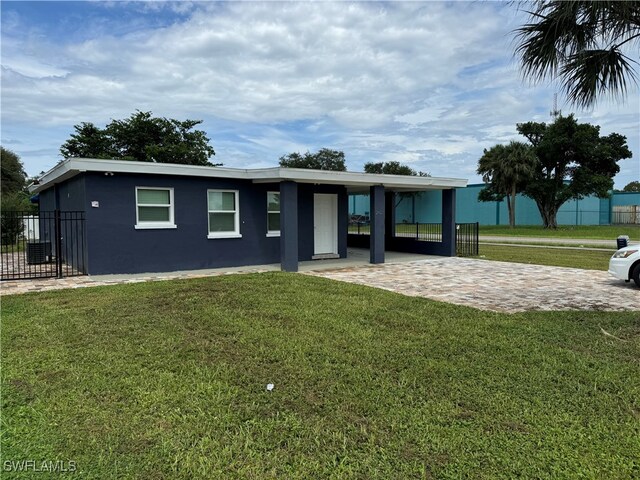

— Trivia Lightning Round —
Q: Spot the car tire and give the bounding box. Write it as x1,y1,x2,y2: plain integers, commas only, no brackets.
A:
632,263,640,288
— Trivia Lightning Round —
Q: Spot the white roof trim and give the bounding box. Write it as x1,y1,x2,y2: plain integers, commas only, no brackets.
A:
30,158,467,193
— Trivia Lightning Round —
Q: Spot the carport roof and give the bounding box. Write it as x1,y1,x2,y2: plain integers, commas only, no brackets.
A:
30,158,468,194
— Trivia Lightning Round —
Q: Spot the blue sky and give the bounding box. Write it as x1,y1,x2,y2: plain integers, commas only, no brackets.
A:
2,1,638,188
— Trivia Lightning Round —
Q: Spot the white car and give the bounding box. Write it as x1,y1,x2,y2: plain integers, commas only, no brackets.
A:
608,245,640,287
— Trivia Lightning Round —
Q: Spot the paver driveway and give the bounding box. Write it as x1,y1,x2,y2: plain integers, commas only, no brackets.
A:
2,256,638,312
307,257,640,313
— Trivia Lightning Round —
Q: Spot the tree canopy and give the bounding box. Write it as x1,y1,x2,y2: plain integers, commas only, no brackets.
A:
278,149,346,171
514,1,640,108
622,180,640,192
364,161,430,210
364,161,430,177
517,114,632,228
1,147,34,215
60,111,217,166
1,147,27,197
364,161,415,175
477,141,538,228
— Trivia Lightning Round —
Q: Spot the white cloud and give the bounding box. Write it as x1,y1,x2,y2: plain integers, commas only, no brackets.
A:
1,1,638,188
2,2,511,124
0,57,68,78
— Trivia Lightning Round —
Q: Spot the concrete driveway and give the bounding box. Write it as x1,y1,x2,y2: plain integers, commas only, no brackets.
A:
306,257,639,313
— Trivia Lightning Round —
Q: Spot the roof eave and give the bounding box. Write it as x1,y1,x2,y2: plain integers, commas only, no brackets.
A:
251,168,467,190
29,159,468,194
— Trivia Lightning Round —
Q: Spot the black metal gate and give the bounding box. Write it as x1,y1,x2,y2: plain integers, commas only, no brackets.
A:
456,222,479,257
1,210,86,281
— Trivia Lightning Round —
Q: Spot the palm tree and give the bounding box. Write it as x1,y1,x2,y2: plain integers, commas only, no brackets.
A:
515,1,640,108
477,141,538,228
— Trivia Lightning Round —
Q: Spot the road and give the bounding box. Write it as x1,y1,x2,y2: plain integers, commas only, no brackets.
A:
478,235,639,248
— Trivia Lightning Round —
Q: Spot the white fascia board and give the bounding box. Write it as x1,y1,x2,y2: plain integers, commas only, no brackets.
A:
278,168,468,189
30,158,257,193
251,168,468,190
30,158,468,194
67,158,255,178
29,159,76,193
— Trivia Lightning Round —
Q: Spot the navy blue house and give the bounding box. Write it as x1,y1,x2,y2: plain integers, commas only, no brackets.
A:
31,159,467,275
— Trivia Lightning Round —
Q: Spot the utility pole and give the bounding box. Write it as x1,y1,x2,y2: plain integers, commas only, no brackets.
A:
550,93,561,119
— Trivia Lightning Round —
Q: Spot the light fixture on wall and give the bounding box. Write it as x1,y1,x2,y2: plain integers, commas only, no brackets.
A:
104,172,114,176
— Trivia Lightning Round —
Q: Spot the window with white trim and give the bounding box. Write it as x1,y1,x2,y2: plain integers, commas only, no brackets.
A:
135,187,176,229
266,191,280,236
207,190,241,238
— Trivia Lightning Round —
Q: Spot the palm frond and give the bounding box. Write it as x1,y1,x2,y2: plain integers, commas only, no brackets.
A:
515,3,598,81
514,0,640,107
561,48,639,108
602,1,640,41
515,18,563,81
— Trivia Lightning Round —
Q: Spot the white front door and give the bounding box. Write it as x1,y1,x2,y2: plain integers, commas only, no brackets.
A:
314,194,338,256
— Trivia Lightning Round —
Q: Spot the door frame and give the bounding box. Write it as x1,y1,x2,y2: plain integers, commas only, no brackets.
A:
313,193,338,258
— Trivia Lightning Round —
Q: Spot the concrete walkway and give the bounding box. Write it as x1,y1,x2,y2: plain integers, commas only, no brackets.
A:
307,257,639,313
0,265,277,296
0,249,427,297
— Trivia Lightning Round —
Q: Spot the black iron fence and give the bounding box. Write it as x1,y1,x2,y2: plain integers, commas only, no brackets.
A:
349,222,371,235
1,210,86,281
348,221,479,257
395,222,443,242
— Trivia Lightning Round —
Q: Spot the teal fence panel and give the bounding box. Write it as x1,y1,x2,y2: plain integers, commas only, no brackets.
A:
612,192,640,207
599,197,611,225
349,186,638,226
456,185,497,224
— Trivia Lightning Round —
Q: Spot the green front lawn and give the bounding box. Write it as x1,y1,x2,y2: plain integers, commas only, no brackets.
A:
2,274,639,478
480,225,640,240
479,244,614,270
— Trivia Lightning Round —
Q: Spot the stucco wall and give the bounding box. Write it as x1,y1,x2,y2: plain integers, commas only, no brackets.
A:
38,175,86,211
37,176,88,272
40,172,349,275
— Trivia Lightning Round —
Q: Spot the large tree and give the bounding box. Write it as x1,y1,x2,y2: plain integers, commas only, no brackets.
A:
279,148,346,171
60,111,217,166
517,114,632,228
477,141,538,228
515,1,640,108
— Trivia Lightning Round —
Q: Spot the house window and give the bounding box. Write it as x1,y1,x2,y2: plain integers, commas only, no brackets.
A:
266,191,280,237
135,187,176,229
208,190,241,238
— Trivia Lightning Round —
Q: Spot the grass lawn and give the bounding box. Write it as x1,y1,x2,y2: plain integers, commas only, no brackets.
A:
2,274,639,479
480,225,640,240
479,244,614,271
